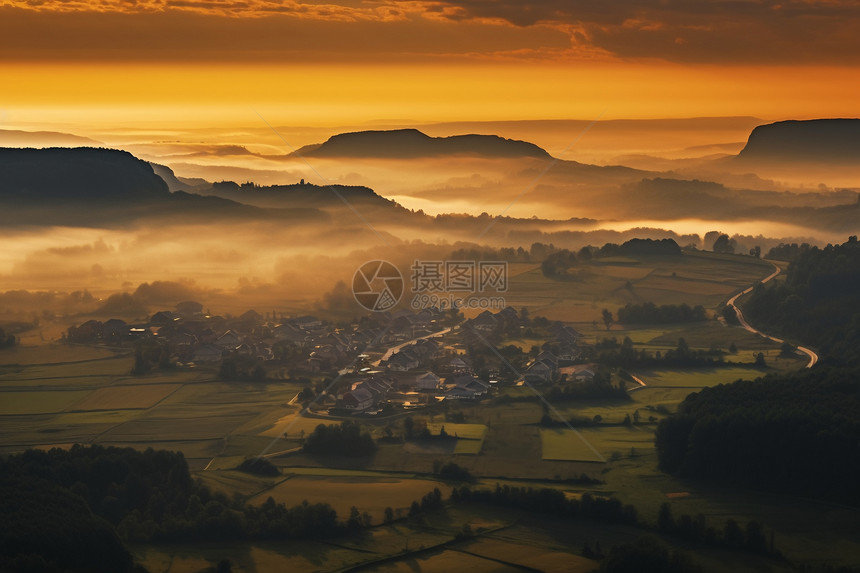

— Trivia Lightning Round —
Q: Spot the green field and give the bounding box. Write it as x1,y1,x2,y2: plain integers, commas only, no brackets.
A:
248,474,450,523
68,383,181,410
540,428,605,462
0,389,92,414
502,252,773,322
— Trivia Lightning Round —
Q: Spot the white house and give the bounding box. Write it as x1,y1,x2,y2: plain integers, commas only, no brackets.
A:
415,372,442,392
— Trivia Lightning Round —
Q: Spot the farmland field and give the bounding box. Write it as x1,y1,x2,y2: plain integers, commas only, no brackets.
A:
0,389,91,414
540,428,605,462
67,383,181,410
1,249,855,570
248,474,451,522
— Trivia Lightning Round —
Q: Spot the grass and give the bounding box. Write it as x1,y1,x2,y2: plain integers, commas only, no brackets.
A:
258,411,338,438
540,428,604,462
453,439,484,454
364,548,512,573
458,537,596,572
0,390,92,414
425,422,486,440
499,251,775,323
248,475,451,523
67,383,181,411
577,426,657,458
637,366,767,388
0,343,120,366
98,412,258,442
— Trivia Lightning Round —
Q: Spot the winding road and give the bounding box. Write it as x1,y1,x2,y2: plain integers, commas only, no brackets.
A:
725,262,818,368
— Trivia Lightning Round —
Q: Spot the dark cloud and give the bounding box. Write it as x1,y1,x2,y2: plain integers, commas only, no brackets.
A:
427,0,860,63
2,0,860,63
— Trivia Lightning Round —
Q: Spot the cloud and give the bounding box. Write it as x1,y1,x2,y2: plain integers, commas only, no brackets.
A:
2,0,860,64
425,0,860,63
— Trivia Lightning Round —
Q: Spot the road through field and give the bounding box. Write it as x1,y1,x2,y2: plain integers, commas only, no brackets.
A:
726,262,818,368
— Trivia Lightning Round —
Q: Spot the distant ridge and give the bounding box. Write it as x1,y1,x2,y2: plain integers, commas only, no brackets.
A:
737,119,860,163
0,129,101,148
0,147,169,201
293,129,552,159
0,147,324,227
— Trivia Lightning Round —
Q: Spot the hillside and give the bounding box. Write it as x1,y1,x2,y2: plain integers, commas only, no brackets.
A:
202,180,409,212
0,147,170,202
736,118,860,163
293,129,552,159
0,147,321,227
0,129,101,148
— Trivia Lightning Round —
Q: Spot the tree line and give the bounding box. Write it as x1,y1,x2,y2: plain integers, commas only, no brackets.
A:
0,445,354,572
655,367,860,505
0,327,15,348
616,302,707,324
541,239,682,278
596,336,729,369
303,421,378,456
744,236,860,365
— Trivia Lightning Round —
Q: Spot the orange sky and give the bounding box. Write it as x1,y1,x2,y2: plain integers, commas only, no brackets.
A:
1,0,859,129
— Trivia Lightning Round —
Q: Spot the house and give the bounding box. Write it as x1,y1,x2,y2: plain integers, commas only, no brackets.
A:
340,387,374,411
445,375,489,400
557,344,580,362
470,310,498,332
292,315,323,330
176,300,204,317
524,360,554,383
535,350,558,367
415,372,442,392
571,365,597,381
192,344,223,363
102,319,129,341
150,311,180,325
449,356,471,371
273,323,306,343
550,324,582,344
240,309,263,323
233,343,255,357
67,319,103,343
387,350,419,371
215,330,242,349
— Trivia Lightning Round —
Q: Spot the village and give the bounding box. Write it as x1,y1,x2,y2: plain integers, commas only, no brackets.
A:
64,303,593,418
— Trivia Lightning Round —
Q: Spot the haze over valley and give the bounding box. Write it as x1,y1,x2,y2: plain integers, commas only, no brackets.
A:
3,0,860,570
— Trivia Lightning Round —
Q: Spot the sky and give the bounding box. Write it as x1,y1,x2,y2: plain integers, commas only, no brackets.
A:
1,0,859,129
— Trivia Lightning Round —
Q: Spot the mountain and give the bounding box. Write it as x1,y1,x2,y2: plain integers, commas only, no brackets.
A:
149,162,209,192
736,119,860,163
0,147,169,201
0,129,102,148
0,147,324,227
202,180,408,212
292,129,552,159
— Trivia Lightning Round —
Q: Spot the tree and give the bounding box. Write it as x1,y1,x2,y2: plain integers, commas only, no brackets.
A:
712,234,735,254
602,308,614,331
750,245,761,258
657,502,675,532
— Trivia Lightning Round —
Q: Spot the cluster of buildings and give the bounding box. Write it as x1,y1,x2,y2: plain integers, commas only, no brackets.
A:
66,301,590,417
523,323,584,383
65,303,449,375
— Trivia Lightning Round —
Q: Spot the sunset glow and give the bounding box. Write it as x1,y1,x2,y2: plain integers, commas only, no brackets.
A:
2,0,860,133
